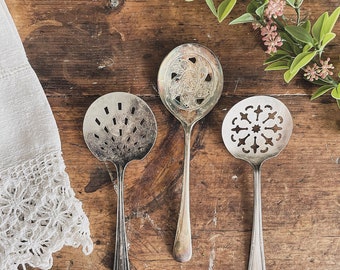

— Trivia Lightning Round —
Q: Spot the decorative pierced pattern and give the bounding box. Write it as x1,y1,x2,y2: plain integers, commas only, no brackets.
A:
230,104,284,154
165,55,215,111
0,151,93,270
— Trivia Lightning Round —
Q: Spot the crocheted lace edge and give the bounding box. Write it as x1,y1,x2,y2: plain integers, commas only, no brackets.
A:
0,150,93,270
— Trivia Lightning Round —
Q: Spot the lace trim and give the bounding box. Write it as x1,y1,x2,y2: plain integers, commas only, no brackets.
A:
0,151,93,270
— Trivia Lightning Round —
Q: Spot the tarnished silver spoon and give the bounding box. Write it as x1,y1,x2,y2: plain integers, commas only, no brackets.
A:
158,43,223,262
83,92,157,270
222,96,293,270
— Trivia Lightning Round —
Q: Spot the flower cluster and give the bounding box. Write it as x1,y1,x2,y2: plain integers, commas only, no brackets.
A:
201,0,340,107
231,0,340,106
260,24,283,54
265,0,285,19
257,0,286,54
304,58,335,82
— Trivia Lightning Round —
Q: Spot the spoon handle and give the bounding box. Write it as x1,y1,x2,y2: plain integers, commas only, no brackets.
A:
114,164,130,270
248,166,266,270
173,125,193,262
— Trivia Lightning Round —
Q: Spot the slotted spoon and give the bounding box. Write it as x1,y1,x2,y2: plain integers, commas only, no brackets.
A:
83,92,157,270
221,96,293,270
157,43,223,262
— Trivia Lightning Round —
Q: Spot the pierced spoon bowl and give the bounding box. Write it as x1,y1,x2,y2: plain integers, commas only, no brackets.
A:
222,95,293,270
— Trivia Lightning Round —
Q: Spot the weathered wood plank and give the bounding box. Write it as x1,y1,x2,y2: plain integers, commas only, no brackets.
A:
6,0,340,269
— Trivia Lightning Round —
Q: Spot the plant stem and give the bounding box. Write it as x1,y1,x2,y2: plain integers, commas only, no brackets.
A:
295,7,301,25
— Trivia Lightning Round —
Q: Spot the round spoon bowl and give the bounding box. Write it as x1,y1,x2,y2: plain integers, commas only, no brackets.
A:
83,92,157,166
222,95,293,167
83,92,157,270
158,43,224,126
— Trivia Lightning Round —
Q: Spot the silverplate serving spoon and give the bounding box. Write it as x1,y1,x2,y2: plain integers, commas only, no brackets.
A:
157,43,223,262
83,92,157,270
221,96,293,270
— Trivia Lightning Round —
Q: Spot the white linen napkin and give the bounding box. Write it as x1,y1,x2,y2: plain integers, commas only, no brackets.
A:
0,1,93,269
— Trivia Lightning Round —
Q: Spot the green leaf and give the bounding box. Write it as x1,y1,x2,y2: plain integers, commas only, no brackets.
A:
279,31,302,55
302,43,313,52
285,25,314,44
286,0,295,8
292,43,303,56
284,69,300,83
246,0,268,14
279,32,297,54
301,20,311,33
217,0,237,23
280,31,295,44
246,0,258,14
306,77,333,86
331,84,340,100
311,85,334,100
321,32,336,47
322,7,340,35
205,0,217,17
230,13,256,25
264,54,290,64
276,49,290,55
289,51,317,73
295,0,304,8
312,12,328,42
280,42,294,54
255,1,268,18
265,60,289,71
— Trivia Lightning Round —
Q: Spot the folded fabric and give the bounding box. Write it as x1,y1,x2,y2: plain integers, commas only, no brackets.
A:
0,1,93,269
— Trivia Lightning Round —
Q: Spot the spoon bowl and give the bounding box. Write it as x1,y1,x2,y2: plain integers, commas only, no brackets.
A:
222,95,293,270
158,43,224,126
158,43,223,262
83,92,157,270
222,96,293,166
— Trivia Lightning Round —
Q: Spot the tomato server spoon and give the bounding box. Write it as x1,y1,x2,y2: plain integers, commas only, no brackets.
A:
222,96,293,270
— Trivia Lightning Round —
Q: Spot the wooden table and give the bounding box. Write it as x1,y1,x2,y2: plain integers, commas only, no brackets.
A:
8,0,340,269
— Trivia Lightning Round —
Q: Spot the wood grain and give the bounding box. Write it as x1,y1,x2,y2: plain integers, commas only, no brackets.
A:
7,0,340,269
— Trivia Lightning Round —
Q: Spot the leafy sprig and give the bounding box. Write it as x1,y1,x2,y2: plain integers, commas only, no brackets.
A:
196,0,340,108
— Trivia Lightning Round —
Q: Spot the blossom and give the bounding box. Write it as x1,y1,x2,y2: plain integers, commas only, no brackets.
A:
303,58,335,82
319,57,334,79
265,0,286,19
261,24,278,40
263,35,283,54
304,63,320,82
260,23,283,54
